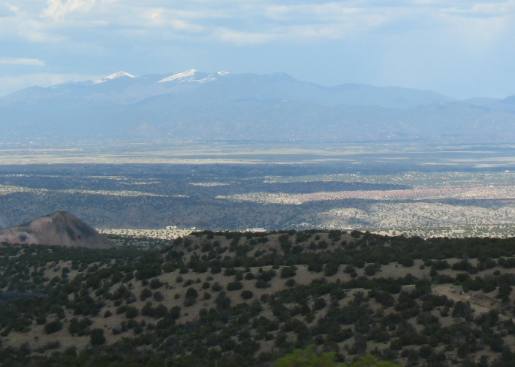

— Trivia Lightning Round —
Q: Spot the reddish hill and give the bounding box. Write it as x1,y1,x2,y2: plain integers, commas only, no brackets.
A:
0,211,111,248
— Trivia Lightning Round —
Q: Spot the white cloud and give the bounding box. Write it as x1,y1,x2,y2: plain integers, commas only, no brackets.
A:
438,13,513,47
1,0,515,46
438,1,515,18
471,2,515,15
0,1,65,43
214,29,276,45
0,2,18,17
0,57,45,66
42,0,97,21
144,8,205,32
429,1,515,47
265,3,364,19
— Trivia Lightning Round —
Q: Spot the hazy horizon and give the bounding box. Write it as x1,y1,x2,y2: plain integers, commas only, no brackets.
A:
2,68,515,101
1,1,515,98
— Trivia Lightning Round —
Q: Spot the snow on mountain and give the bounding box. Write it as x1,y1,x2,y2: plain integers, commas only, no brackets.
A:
158,69,230,84
8,70,501,144
94,71,136,84
159,69,198,83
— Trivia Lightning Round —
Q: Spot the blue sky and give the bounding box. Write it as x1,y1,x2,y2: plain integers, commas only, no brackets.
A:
1,0,515,98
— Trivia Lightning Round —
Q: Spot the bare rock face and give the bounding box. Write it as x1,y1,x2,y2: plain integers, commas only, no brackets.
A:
0,211,111,248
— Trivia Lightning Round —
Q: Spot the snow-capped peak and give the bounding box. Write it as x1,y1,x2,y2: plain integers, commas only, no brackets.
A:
158,69,230,84
94,71,136,84
158,69,197,83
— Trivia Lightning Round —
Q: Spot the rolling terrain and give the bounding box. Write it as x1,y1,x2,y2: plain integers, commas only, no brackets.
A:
1,228,515,366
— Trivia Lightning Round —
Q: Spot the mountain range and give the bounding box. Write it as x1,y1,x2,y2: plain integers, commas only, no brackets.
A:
2,69,515,143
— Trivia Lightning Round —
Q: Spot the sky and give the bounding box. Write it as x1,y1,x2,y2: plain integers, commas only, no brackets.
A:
0,0,515,98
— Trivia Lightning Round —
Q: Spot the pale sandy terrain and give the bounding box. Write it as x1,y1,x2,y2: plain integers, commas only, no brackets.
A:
320,202,515,238
0,184,166,198
98,227,195,240
217,185,515,205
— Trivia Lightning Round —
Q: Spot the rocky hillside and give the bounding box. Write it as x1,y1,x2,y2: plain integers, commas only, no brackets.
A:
0,211,111,248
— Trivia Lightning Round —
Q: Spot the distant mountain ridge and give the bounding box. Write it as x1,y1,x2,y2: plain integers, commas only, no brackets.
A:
1,70,514,143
